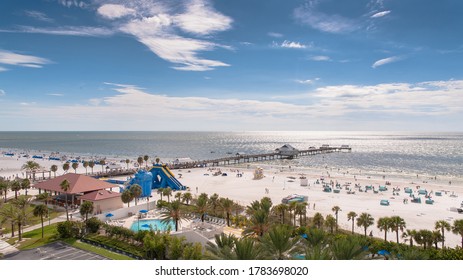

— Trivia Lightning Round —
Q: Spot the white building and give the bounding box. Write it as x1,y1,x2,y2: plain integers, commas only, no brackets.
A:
275,144,299,157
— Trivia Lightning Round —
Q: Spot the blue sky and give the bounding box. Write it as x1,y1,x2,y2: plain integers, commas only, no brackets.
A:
0,0,462,131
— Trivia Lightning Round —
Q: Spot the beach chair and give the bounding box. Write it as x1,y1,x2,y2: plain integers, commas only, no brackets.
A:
425,199,434,205
380,200,390,206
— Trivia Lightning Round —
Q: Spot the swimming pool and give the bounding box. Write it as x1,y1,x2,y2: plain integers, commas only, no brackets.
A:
130,219,175,232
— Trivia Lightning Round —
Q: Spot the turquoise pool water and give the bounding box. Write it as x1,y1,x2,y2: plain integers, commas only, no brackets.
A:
130,219,175,232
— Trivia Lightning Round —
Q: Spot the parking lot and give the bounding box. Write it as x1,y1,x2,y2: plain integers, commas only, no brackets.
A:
4,241,109,260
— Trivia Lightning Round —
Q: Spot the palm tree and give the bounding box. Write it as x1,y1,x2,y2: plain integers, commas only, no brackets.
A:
324,214,336,234
389,216,406,243
174,192,182,202
21,178,31,196
347,211,357,234
161,200,188,231
62,162,70,174
219,198,234,227
414,229,433,249
83,161,89,175
157,187,165,201
402,229,417,247
60,179,71,221
143,155,149,168
125,159,130,170
233,202,245,227
88,161,95,174
121,188,134,207
435,220,451,248
295,202,307,226
12,196,31,241
356,212,374,237
195,195,209,222
206,233,236,260
71,162,79,173
0,203,16,237
137,156,144,169
431,230,443,249
330,235,368,260
33,204,48,238
312,212,324,229
243,209,270,237
163,187,172,202
377,217,392,241
130,184,142,206
182,192,193,205
0,179,8,202
233,237,262,260
99,159,106,173
260,225,300,260
50,164,58,178
21,161,41,180
10,180,21,199
452,219,463,248
273,204,288,224
332,206,341,232
80,201,94,222
209,193,220,215
288,201,298,226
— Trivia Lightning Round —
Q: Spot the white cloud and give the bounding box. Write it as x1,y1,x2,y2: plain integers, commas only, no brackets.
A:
0,89,5,96
58,0,86,8
0,66,7,72
16,26,115,37
47,93,64,96
97,4,135,19
372,56,401,68
294,1,359,33
25,10,54,22
275,40,309,49
296,78,320,85
268,32,283,38
173,0,233,36
310,55,330,61
0,50,51,68
371,10,391,18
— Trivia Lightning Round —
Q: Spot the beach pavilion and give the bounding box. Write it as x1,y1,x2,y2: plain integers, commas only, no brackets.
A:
33,173,118,209
79,189,122,215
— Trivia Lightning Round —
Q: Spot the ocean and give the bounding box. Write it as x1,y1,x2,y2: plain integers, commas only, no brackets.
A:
0,131,462,178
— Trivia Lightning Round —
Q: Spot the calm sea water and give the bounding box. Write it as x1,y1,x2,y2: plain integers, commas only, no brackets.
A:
0,131,462,177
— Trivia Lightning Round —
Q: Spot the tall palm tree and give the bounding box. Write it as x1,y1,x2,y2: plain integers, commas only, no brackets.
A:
347,211,357,234
21,178,31,196
83,161,89,175
12,196,31,241
402,229,417,247
260,225,300,260
33,204,48,238
295,202,307,226
0,179,8,202
60,179,71,221
414,229,433,249
143,155,149,168
162,187,172,202
174,192,182,202
435,220,451,248
99,159,106,173
233,237,262,260
0,203,16,237
356,212,374,237
206,233,236,260
50,164,58,178
21,161,41,180
182,192,193,205
452,219,463,248
377,217,392,241
330,235,368,260
130,184,142,206
125,159,130,170
71,162,79,173
273,204,288,224
312,212,324,229
157,187,165,201
233,202,245,227
80,201,94,222
331,206,341,232
389,216,406,243
288,201,298,226
88,161,95,174
137,156,144,169
219,198,234,227
10,180,21,199
62,162,70,174
209,193,220,216
431,230,443,249
161,200,188,231
243,209,270,237
121,188,134,207
195,195,209,222
324,215,336,234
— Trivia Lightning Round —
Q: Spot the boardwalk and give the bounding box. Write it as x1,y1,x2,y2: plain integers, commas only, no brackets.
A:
171,145,351,169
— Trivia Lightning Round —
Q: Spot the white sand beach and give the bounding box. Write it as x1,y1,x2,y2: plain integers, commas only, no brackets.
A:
1,153,463,247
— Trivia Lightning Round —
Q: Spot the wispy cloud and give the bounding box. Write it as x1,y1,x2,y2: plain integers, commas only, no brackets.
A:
11,26,115,37
25,10,54,22
47,93,64,97
372,56,402,68
296,78,320,85
294,1,359,33
0,66,7,72
0,89,5,96
97,4,135,19
371,10,391,18
274,40,309,49
58,0,86,8
268,32,283,38
0,50,51,68
309,55,330,61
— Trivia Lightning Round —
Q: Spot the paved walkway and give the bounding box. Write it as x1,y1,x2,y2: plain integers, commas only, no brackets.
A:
0,239,18,256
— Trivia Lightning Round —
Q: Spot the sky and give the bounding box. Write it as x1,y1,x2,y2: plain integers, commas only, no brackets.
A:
0,0,462,131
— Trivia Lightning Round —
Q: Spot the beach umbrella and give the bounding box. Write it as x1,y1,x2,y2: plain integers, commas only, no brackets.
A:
141,224,151,230
139,209,148,214
377,249,391,256
105,213,114,218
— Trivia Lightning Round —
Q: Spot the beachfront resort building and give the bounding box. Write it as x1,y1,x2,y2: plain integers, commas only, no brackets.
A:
79,189,122,215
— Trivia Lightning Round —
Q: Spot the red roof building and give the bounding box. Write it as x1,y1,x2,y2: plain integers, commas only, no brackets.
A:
33,173,117,195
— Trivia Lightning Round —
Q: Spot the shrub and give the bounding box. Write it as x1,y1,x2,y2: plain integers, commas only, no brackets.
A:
57,221,83,238
86,217,102,234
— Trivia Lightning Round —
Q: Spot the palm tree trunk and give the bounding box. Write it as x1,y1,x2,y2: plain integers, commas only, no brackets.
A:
41,216,44,238
384,231,387,241
441,230,445,248
364,227,367,237
18,222,22,241
226,212,230,227
351,221,354,234
65,194,69,221
10,222,14,237
396,230,399,243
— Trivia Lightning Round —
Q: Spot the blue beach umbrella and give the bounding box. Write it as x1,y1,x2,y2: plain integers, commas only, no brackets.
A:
139,209,148,214
141,224,151,230
377,249,391,256
105,213,114,218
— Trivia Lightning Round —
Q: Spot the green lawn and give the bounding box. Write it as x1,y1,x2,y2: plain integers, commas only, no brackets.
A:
63,239,134,260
